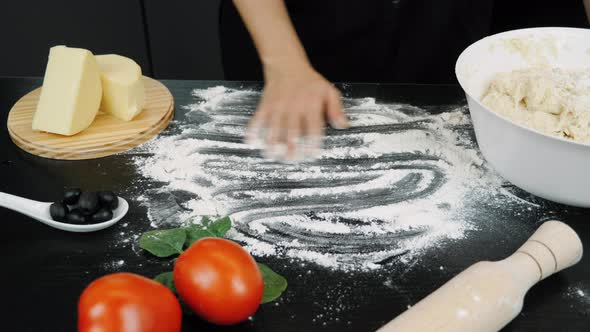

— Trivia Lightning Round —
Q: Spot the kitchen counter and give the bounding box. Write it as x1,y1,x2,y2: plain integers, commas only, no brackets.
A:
1,77,589,331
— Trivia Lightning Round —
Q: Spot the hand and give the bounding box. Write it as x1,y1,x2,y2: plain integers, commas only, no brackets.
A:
246,63,349,161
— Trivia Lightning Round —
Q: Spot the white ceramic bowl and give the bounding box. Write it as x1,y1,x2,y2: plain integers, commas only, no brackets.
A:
455,27,590,207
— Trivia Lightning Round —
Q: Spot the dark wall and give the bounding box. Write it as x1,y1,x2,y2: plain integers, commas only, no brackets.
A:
0,0,224,80
0,0,587,80
491,0,588,33
144,0,224,79
0,0,151,77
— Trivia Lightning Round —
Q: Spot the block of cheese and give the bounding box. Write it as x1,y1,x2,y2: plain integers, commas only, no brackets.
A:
95,54,146,121
32,45,102,136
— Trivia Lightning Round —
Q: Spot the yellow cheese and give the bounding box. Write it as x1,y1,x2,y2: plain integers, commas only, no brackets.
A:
95,54,146,121
32,45,102,136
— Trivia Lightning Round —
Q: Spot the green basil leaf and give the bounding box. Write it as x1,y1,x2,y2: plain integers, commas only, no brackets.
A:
185,228,216,247
208,216,232,237
154,271,176,294
201,216,212,226
184,223,202,232
183,216,200,227
139,228,186,257
258,263,288,304
185,216,209,230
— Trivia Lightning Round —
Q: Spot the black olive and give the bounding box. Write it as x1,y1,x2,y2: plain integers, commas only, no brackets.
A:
66,209,88,224
98,191,118,210
91,208,113,223
49,202,68,222
62,188,82,205
78,191,99,215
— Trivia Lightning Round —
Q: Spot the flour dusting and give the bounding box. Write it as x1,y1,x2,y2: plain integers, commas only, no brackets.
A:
129,86,541,271
565,283,590,315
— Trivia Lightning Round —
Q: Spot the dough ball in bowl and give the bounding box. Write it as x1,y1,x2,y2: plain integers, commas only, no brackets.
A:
455,27,590,207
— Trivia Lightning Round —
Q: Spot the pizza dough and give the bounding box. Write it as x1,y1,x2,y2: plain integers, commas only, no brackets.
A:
481,67,590,143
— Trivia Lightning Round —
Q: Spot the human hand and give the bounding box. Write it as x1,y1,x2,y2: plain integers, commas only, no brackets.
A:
246,63,349,162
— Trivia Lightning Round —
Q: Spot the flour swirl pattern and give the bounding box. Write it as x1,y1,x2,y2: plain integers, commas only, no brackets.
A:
134,87,512,270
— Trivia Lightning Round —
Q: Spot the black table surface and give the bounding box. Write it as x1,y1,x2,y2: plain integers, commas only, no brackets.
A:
1,77,589,332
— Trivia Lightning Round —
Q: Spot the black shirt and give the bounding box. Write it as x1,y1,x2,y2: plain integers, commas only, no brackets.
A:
219,0,494,84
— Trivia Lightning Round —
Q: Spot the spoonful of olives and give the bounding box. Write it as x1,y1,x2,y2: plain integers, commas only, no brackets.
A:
0,189,128,232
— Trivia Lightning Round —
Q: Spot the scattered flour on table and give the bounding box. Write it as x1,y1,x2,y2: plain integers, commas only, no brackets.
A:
128,86,542,272
102,259,126,271
565,283,590,315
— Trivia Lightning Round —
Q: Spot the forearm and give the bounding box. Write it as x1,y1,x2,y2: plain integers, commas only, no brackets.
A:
232,0,311,77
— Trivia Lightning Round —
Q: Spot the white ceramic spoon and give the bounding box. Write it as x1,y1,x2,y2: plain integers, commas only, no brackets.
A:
0,192,128,232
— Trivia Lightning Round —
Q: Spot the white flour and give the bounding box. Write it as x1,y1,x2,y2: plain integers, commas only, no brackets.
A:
102,259,126,271
565,283,590,315
129,86,538,272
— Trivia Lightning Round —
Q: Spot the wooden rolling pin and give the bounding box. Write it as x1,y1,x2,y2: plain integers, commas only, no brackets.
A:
378,220,583,332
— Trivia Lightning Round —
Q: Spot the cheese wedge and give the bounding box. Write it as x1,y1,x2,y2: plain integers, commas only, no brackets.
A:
95,54,146,121
32,45,102,136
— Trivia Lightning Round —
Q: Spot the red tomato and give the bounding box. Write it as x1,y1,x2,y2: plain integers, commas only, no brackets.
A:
174,238,263,325
78,272,182,332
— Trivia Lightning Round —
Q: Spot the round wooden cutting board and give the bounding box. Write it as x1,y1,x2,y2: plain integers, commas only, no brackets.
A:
7,76,173,160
